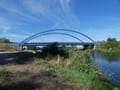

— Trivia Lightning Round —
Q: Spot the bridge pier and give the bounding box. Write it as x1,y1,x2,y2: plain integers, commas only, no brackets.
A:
93,45,96,50
19,46,23,51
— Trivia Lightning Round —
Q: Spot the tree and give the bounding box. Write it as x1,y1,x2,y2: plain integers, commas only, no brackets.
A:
107,38,117,42
96,38,119,50
106,38,118,49
0,38,10,43
41,42,68,58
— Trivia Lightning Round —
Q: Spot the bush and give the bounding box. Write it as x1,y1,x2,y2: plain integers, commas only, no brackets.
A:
0,38,10,43
41,43,68,59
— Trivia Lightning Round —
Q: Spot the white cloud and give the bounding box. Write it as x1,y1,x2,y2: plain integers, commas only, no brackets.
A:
0,26,10,33
22,0,64,22
0,17,11,33
0,33,29,42
20,30,34,35
60,0,70,11
59,0,80,27
0,0,81,42
0,0,80,29
0,0,40,23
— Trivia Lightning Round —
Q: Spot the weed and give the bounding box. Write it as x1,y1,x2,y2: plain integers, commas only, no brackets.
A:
0,69,12,80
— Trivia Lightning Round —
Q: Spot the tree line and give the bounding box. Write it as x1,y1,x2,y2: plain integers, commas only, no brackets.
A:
0,38,10,43
97,38,120,50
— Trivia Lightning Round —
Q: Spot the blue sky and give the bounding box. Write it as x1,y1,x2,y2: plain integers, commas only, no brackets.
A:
0,0,120,42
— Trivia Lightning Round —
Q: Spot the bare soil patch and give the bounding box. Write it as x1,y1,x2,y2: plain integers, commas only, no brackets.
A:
0,62,87,90
0,44,17,52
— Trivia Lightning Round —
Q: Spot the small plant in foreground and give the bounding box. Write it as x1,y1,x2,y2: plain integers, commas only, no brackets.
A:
0,69,12,80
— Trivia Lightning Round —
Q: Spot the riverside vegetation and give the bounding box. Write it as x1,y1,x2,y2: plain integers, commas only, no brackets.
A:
0,43,120,90
94,38,120,53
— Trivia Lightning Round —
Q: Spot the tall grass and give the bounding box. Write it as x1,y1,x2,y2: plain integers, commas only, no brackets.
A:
35,51,119,90
14,49,119,90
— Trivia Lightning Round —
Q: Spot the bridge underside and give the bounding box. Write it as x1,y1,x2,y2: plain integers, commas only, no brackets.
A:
20,42,95,50
21,42,95,46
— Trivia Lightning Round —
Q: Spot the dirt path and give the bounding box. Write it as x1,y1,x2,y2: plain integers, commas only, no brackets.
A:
0,62,87,90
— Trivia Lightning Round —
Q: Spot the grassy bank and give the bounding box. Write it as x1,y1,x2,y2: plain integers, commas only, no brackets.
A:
1,50,119,90
99,49,120,53
95,38,120,53
0,68,12,87
33,51,119,90
0,44,17,52
89,48,120,54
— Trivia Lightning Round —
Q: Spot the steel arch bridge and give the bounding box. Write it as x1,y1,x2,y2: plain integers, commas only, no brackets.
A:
19,29,96,49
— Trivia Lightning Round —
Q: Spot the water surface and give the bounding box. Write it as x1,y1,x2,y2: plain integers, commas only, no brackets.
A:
93,52,120,86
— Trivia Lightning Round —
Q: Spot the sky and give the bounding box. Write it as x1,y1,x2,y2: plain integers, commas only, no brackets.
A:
0,0,120,42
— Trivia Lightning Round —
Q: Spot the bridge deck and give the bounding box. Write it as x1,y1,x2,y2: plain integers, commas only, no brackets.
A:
21,42,95,46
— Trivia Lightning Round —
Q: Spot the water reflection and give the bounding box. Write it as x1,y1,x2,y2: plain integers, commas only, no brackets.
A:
93,52,120,62
93,52,120,86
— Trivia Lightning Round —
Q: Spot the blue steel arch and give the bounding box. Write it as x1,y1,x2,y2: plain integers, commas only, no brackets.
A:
21,29,95,43
20,33,83,46
26,32,83,42
20,29,95,46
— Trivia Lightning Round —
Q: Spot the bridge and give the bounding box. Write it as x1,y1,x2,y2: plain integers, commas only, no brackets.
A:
19,29,96,50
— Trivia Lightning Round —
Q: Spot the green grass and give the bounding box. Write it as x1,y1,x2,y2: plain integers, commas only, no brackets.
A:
45,62,119,90
34,51,119,90
0,69,12,80
47,64,112,90
15,51,120,90
93,46,120,53
100,49,120,53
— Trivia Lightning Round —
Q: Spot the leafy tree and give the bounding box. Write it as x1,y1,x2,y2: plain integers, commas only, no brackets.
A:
106,38,118,49
107,38,117,42
96,38,120,50
0,38,10,43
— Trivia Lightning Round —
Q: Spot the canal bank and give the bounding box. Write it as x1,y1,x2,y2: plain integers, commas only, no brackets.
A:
0,51,120,89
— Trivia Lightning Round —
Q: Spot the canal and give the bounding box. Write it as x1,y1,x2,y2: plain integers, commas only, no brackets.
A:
93,52,120,86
